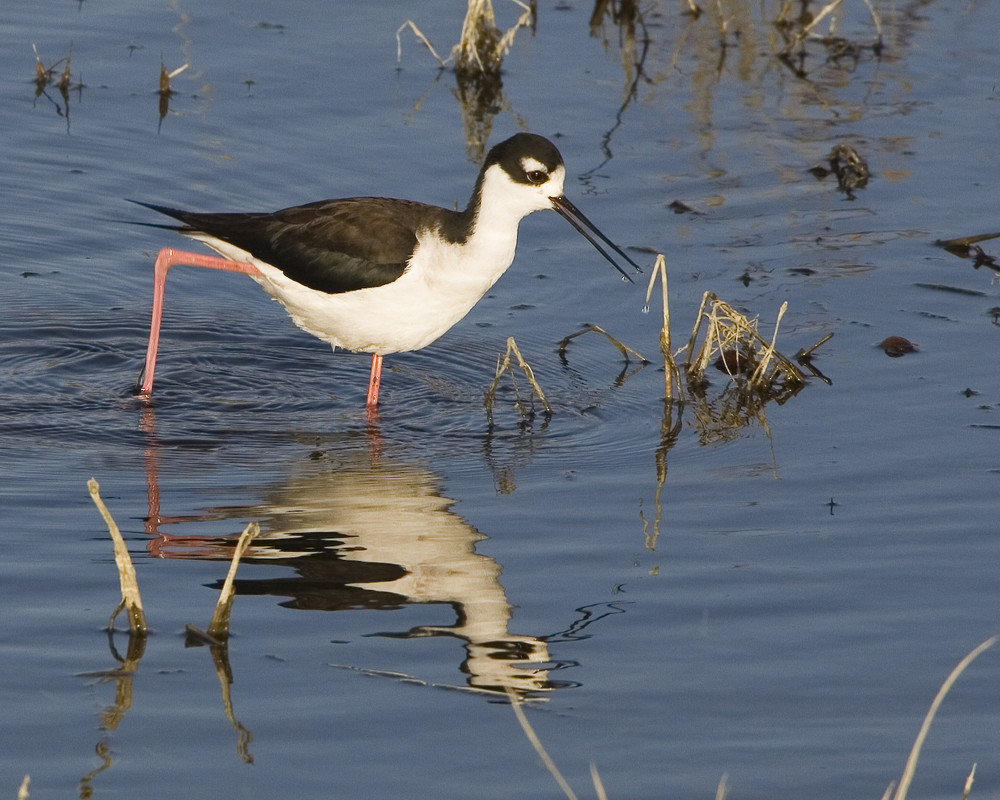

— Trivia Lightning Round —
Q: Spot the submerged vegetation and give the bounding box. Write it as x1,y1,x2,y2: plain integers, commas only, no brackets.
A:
30,43,80,130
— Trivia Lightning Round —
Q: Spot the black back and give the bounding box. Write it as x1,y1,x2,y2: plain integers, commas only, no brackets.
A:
134,198,462,294
133,133,567,295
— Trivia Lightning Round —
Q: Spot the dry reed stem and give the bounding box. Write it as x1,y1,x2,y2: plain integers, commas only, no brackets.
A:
891,636,997,800
454,0,533,74
801,0,844,39
749,301,787,385
774,0,792,26
488,0,532,60
644,254,681,398
398,0,532,73
590,763,609,800
715,773,728,800
796,332,834,360
207,521,261,639
711,0,729,40
58,46,72,93
32,44,46,84
682,290,713,372
961,764,976,800
860,0,883,38
937,231,1000,248
32,44,64,89
558,324,647,364
456,0,497,73
88,478,147,635
780,0,882,53
396,20,446,66
486,337,552,419
158,61,188,96
685,292,805,389
17,775,29,800
698,298,757,376
506,687,605,800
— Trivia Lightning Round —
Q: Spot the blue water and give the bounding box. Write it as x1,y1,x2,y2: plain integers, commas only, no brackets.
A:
2,2,1000,798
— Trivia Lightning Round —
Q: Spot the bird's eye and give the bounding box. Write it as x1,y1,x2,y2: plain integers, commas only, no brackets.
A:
525,170,548,184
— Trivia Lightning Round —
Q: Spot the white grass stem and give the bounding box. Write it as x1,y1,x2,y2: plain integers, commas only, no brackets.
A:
715,772,728,800
506,688,580,800
961,763,976,800
892,636,997,800
396,21,446,66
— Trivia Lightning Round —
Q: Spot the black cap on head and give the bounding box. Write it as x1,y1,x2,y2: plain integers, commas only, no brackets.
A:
484,133,564,185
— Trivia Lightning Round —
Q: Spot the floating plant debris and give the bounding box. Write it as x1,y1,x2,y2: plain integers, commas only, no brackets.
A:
811,143,869,199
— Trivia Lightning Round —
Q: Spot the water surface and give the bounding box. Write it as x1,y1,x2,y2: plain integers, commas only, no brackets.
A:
2,2,999,798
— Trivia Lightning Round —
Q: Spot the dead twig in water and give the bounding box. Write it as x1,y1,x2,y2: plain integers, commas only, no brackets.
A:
485,337,551,424
558,324,648,365
795,332,835,384
795,332,834,361
88,478,147,635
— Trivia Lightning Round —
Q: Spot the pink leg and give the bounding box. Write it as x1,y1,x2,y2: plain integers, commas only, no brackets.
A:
136,248,261,397
366,353,384,408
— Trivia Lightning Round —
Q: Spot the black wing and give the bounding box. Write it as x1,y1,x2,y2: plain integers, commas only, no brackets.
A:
133,198,454,295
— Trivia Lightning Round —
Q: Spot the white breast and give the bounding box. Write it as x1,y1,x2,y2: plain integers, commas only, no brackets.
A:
200,222,519,355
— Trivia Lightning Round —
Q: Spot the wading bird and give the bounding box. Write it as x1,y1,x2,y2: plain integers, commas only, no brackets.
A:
134,133,641,408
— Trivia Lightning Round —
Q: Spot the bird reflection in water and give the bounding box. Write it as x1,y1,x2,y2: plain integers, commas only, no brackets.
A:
141,408,571,699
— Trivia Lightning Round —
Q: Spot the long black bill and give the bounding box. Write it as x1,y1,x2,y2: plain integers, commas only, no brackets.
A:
550,195,643,282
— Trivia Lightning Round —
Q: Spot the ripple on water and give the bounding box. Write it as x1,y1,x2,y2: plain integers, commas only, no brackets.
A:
0,281,695,485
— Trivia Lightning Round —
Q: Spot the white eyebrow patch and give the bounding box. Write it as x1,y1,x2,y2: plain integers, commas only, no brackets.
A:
521,156,547,173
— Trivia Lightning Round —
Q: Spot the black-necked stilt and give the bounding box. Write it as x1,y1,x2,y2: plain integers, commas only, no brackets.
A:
134,133,641,408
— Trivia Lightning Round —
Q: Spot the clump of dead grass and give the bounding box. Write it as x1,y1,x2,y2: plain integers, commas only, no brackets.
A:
396,0,533,77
